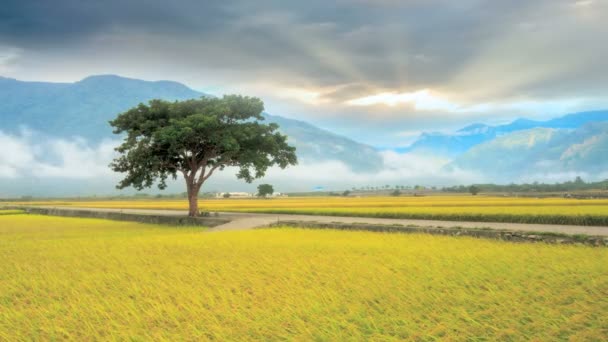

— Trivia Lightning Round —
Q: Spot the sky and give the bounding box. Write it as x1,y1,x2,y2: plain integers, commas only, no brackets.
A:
1,0,608,147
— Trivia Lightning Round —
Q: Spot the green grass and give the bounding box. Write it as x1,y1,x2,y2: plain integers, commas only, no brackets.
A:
242,207,608,226
0,210,23,216
1,215,607,340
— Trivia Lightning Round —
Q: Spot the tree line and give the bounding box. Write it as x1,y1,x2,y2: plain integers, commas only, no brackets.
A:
442,177,608,193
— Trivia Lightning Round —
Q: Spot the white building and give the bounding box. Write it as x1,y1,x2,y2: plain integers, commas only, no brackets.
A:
215,192,253,198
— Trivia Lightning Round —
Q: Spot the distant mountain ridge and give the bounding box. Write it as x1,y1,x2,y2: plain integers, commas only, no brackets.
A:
400,110,608,157
446,122,608,179
0,75,383,172
0,75,202,140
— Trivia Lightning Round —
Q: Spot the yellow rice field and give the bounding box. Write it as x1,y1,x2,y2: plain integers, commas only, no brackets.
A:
10,195,608,225
1,213,607,340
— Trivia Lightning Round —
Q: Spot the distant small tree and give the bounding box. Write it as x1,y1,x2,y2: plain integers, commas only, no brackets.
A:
391,189,401,197
223,193,231,198
257,184,274,197
469,185,480,196
342,190,351,197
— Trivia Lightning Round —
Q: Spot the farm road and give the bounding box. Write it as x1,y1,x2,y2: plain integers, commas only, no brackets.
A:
21,206,608,236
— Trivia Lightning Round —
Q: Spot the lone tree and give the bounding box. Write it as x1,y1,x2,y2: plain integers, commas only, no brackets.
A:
469,185,480,196
110,95,297,216
257,184,274,197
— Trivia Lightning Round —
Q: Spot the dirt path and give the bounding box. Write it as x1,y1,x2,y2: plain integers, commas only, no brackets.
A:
18,206,608,236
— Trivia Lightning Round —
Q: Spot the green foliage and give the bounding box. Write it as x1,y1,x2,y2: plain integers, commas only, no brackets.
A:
391,189,401,197
257,184,274,197
111,95,297,191
223,193,231,199
110,95,297,215
342,190,351,197
0,210,24,216
444,178,607,194
469,185,480,195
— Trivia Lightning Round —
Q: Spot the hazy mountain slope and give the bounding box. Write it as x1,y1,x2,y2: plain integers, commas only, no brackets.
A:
0,75,202,140
446,122,608,178
401,110,608,157
0,75,383,171
264,113,383,172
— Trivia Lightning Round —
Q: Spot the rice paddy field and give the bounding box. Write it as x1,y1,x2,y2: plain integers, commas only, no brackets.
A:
10,195,608,225
1,211,607,340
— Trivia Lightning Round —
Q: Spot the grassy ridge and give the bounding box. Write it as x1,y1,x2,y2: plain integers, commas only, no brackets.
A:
240,207,608,226
1,215,607,340
0,210,23,215
9,196,608,226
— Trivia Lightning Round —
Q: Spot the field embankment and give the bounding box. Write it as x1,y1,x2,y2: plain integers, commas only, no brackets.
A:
7,196,608,226
1,214,607,340
0,209,24,215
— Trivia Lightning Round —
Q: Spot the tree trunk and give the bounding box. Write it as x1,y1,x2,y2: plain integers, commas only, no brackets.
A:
188,194,199,217
186,181,201,217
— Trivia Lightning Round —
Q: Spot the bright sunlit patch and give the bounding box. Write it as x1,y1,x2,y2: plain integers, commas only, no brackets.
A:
275,87,325,105
345,89,459,111
573,0,594,7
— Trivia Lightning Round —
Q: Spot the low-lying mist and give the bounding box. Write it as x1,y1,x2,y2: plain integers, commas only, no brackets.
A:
0,130,601,197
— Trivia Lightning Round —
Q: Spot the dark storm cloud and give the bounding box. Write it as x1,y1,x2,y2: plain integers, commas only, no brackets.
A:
0,0,232,46
1,0,608,147
0,0,553,88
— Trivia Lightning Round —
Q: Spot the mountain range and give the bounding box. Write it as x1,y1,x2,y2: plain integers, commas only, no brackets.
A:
445,122,608,179
1,74,607,189
0,75,383,172
400,110,608,158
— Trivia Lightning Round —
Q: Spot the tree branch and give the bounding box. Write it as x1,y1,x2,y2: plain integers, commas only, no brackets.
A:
199,163,223,185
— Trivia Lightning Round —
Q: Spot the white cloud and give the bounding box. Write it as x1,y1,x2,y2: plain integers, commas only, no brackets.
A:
4,130,602,196
0,130,484,195
0,131,36,178
0,130,118,180
0,46,22,73
211,150,484,191
344,89,588,119
345,89,459,111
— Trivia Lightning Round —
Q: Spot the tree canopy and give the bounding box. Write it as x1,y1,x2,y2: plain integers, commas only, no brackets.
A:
257,184,274,197
110,95,297,216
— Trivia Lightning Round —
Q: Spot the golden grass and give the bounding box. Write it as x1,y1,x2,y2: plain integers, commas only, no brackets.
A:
1,214,607,340
10,196,608,225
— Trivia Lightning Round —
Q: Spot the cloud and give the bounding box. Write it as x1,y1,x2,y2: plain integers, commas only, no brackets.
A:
2,130,605,197
0,130,483,196
0,130,118,180
3,1,607,99
344,89,589,119
0,130,35,178
248,150,482,190
2,0,607,148
345,89,459,111
0,45,21,73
